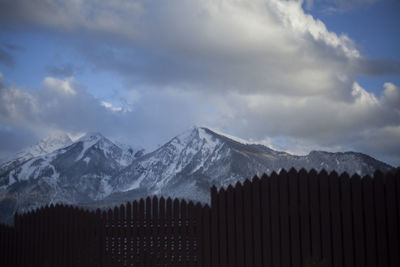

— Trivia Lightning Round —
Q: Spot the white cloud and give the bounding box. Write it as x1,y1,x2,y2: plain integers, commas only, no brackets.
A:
43,76,76,95
101,101,122,112
382,82,400,110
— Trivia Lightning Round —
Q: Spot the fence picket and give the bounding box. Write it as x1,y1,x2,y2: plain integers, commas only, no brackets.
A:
374,171,389,267
226,185,236,267
270,171,281,267
299,169,311,266
288,168,301,267
234,181,245,267
320,170,333,267
329,171,344,267
218,187,228,267
340,172,355,267
210,186,219,267
385,172,400,267
166,198,172,267
202,204,211,267
173,198,181,266
279,170,291,267
261,173,272,267
252,176,263,267
351,174,366,267
309,169,322,262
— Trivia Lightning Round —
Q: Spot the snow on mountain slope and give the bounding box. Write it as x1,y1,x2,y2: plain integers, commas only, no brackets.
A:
0,133,73,182
0,132,73,166
0,126,394,224
0,132,143,224
107,127,393,204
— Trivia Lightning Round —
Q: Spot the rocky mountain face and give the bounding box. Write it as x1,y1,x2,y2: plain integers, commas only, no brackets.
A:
0,127,393,224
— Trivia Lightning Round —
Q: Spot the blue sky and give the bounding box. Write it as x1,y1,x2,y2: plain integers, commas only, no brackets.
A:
0,0,399,166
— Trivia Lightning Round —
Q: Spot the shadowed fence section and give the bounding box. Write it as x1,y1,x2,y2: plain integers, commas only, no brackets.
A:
0,168,399,267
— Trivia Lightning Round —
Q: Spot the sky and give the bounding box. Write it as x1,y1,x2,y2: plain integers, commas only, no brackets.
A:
0,0,399,166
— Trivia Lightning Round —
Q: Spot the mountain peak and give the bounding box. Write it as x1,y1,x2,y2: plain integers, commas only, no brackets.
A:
78,132,105,143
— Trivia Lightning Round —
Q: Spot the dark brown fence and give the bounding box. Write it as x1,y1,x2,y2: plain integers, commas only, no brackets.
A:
1,168,399,267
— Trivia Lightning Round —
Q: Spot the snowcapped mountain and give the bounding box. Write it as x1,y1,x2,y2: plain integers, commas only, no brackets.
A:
0,132,142,224
0,126,393,224
106,127,393,204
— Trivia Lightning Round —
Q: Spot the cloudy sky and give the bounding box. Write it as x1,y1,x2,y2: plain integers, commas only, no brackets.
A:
0,0,399,166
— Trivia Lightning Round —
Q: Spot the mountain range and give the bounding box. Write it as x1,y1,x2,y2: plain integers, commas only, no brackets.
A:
0,126,393,224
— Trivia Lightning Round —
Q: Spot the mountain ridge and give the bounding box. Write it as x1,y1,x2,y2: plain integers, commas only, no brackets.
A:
0,126,393,224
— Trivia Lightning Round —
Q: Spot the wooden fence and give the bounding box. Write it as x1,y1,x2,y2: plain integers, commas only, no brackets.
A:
0,168,399,267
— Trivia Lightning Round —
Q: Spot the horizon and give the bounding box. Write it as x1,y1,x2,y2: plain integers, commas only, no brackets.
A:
0,0,399,166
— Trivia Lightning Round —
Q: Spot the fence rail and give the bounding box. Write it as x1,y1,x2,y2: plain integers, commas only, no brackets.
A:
1,168,399,267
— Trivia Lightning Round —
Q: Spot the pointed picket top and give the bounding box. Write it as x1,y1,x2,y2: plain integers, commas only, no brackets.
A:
126,201,132,217
211,185,218,194
252,175,260,183
243,178,252,187
139,198,145,208
219,186,226,195
166,197,172,207
113,206,119,221
309,168,318,177
107,208,113,222
234,181,242,189
14,212,19,226
270,170,279,178
227,184,234,193
160,196,165,203
279,168,288,176
101,210,107,221
350,172,361,181
261,172,269,181
152,195,158,203
173,198,180,207
120,203,126,220
339,171,350,180
298,168,308,177
319,169,328,177
181,199,187,222
152,196,158,220
329,170,339,178
288,167,298,175
181,198,187,206
195,202,202,209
